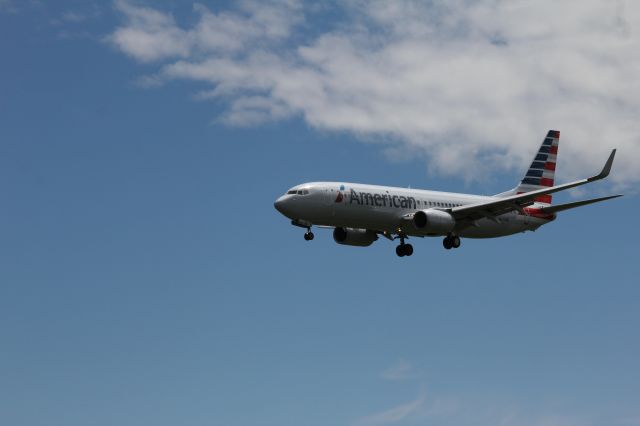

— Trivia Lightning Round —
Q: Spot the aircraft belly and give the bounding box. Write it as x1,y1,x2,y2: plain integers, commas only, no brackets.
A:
330,206,401,230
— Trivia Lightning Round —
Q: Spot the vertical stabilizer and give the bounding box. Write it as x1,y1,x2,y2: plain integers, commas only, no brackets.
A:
513,130,560,205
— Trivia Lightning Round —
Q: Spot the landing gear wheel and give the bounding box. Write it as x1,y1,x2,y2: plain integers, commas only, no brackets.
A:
396,243,413,257
451,236,461,248
404,244,414,256
443,237,453,250
304,232,314,241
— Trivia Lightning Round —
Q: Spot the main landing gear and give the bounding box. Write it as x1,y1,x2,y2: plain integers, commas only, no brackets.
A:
443,234,461,250
395,235,413,257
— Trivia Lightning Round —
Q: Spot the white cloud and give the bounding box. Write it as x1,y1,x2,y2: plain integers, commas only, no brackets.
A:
109,0,640,187
108,0,191,62
108,0,303,63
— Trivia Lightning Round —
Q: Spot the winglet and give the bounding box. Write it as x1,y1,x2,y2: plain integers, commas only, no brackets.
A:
588,149,616,182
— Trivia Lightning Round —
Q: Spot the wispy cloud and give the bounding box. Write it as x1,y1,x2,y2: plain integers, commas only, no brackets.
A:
356,392,595,426
356,392,426,425
380,359,415,381
60,11,86,23
50,4,102,40
108,0,640,186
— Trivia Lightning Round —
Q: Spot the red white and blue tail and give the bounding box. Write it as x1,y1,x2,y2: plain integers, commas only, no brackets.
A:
513,130,560,205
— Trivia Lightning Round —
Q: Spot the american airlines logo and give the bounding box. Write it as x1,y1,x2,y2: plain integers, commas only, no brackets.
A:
340,188,417,209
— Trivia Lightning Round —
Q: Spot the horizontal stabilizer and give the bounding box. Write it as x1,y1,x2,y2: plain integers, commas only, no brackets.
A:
539,194,622,214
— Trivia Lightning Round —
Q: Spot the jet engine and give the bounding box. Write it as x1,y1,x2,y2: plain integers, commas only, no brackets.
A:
412,209,456,235
333,227,379,247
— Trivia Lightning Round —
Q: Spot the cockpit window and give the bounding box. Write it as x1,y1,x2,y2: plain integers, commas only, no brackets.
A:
287,188,310,195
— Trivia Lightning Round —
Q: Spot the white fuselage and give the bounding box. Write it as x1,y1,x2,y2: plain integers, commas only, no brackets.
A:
274,182,554,239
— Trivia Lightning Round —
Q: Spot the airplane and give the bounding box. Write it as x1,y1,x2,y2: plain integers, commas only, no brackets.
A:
274,130,622,257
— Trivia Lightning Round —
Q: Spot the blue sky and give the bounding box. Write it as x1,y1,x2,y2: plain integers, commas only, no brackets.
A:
1,2,639,426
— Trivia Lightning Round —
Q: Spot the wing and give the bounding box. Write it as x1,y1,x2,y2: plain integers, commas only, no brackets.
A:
449,149,617,222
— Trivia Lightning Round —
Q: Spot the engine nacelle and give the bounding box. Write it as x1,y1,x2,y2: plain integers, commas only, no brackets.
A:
412,209,456,235
333,227,379,247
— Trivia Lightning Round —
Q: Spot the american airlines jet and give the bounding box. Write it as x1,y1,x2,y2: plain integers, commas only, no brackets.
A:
274,131,621,257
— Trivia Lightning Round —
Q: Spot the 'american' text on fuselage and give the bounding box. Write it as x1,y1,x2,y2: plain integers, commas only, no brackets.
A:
349,189,416,209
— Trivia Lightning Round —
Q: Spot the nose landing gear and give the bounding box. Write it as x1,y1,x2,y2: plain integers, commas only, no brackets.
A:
291,220,315,241
303,227,314,241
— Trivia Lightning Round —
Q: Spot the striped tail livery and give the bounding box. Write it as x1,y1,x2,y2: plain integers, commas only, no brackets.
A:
514,130,559,205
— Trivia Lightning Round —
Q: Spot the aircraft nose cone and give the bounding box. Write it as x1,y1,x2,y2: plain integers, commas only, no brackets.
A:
274,196,287,214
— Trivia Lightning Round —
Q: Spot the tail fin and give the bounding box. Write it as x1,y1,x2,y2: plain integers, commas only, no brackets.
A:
513,130,560,205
